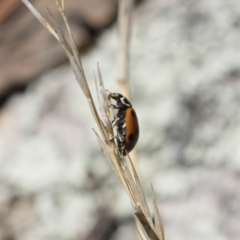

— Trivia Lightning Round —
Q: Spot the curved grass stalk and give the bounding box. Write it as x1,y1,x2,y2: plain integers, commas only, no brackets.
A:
21,1,165,239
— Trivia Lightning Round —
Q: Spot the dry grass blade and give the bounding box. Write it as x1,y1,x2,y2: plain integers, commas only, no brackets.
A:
56,0,64,10
151,184,165,240
134,205,159,240
117,0,138,171
137,223,151,240
94,64,112,133
127,158,153,221
55,1,86,84
21,0,58,39
92,129,116,174
21,0,103,140
117,0,133,98
21,1,165,240
120,162,139,204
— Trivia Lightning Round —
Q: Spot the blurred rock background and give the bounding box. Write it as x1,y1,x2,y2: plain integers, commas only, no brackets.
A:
0,0,240,240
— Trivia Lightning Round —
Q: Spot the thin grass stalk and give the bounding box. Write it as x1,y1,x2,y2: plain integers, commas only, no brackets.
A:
117,0,139,176
21,1,165,239
117,0,133,98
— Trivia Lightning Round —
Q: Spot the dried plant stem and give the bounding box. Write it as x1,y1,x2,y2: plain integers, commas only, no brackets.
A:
117,0,133,99
117,0,138,168
21,1,165,240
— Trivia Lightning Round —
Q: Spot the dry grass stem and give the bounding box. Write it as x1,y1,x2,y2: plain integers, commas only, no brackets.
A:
117,0,138,171
117,0,133,98
21,1,165,239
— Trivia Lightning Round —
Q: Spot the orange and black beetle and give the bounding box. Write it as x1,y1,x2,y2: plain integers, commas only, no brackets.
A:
108,92,139,156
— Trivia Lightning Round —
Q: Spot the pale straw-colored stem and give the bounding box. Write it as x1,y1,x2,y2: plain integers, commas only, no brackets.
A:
117,0,138,166
21,1,165,239
117,0,133,99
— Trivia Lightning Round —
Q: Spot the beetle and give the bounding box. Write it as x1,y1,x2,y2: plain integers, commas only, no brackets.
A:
108,92,139,156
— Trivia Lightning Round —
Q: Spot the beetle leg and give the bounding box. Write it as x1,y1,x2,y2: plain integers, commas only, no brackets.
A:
106,135,125,156
109,104,119,109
